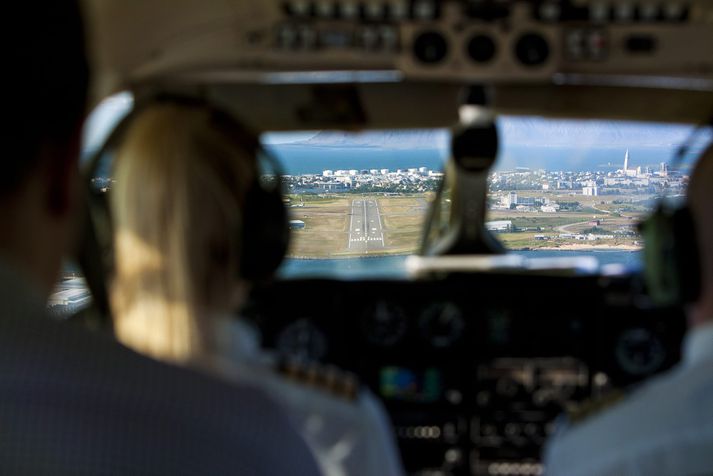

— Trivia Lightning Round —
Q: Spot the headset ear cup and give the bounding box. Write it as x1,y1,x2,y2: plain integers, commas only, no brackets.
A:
642,205,701,306
239,182,290,281
642,209,669,305
673,206,701,304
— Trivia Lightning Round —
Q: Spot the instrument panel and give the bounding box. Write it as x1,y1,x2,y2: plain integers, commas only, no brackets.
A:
246,273,685,476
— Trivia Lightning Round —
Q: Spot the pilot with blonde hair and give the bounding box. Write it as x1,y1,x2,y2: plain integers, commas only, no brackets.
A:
110,100,405,476
0,2,320,474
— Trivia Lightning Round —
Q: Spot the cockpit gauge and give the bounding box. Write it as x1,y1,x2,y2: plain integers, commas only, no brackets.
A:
615,327,666,376
413,30,449,64
361,301,408,347
467,34,497,64
515,32,550,67
276,318,328,361
419,302,465,348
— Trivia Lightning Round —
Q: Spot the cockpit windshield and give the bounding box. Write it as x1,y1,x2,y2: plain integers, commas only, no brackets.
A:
266,118,707,279
48,93,709,315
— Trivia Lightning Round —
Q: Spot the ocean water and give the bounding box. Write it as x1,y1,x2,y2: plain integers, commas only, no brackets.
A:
92,142,699,180
497,146,683,172
265,144,699,176
278,249,642,279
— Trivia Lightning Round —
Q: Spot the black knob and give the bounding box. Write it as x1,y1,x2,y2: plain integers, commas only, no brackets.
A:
467,34,497,63
514,32,550,67
413,31,449,64
451,122,499,172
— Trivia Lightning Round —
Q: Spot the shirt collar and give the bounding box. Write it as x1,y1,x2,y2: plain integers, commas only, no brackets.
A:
214,315,262,361
683,322,713,366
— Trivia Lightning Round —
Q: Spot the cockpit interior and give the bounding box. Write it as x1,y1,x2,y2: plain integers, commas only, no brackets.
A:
51,1,713,474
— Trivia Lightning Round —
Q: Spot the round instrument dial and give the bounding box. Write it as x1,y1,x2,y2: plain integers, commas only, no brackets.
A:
615,327,666,376
361,301,408,347
514,32,550,67
419,302,465,348
276,319,328,361
413,30,449,64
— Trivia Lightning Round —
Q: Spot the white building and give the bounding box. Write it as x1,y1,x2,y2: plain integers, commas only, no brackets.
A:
622,150,638,177
485,220,513,232
321,182,348,192
48,288,91,307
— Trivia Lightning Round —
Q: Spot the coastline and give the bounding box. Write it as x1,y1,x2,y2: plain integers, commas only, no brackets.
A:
286,252,412,260
287,245,641,260
515,244,642,252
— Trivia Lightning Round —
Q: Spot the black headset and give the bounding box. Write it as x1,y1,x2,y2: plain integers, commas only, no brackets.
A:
639,120,712,307
78,94,290,322
640,202,700,306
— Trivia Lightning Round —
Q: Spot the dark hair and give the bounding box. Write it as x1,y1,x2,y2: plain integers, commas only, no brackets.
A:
0,1,89,196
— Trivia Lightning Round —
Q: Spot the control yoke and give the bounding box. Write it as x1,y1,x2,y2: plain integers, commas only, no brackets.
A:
421,100,505,256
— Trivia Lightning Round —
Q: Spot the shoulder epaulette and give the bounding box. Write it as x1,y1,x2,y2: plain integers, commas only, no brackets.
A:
566,390,626,425
276,357,360,402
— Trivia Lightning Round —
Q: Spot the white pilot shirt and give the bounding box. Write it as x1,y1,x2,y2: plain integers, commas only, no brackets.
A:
213,318,405,476
544,322,713,476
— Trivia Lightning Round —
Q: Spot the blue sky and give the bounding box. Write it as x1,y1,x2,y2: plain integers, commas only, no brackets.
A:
83,92,710,171
262,118,703,149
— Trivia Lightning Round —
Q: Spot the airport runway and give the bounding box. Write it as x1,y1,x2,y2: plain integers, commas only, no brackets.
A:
348,199,385,251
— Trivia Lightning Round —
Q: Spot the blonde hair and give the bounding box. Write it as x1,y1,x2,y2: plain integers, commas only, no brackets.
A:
110,103,255,365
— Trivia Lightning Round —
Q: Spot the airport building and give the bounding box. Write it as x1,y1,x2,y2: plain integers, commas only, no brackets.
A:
486,220,513,232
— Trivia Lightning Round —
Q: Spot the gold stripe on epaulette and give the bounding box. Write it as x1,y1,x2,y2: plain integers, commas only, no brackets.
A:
567,390,626,425
277,357,360,402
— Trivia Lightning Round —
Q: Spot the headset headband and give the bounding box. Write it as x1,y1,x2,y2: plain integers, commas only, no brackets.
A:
83,94,284,184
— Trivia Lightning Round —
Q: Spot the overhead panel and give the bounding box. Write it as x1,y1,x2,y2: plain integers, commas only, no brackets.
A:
84,1,713,127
